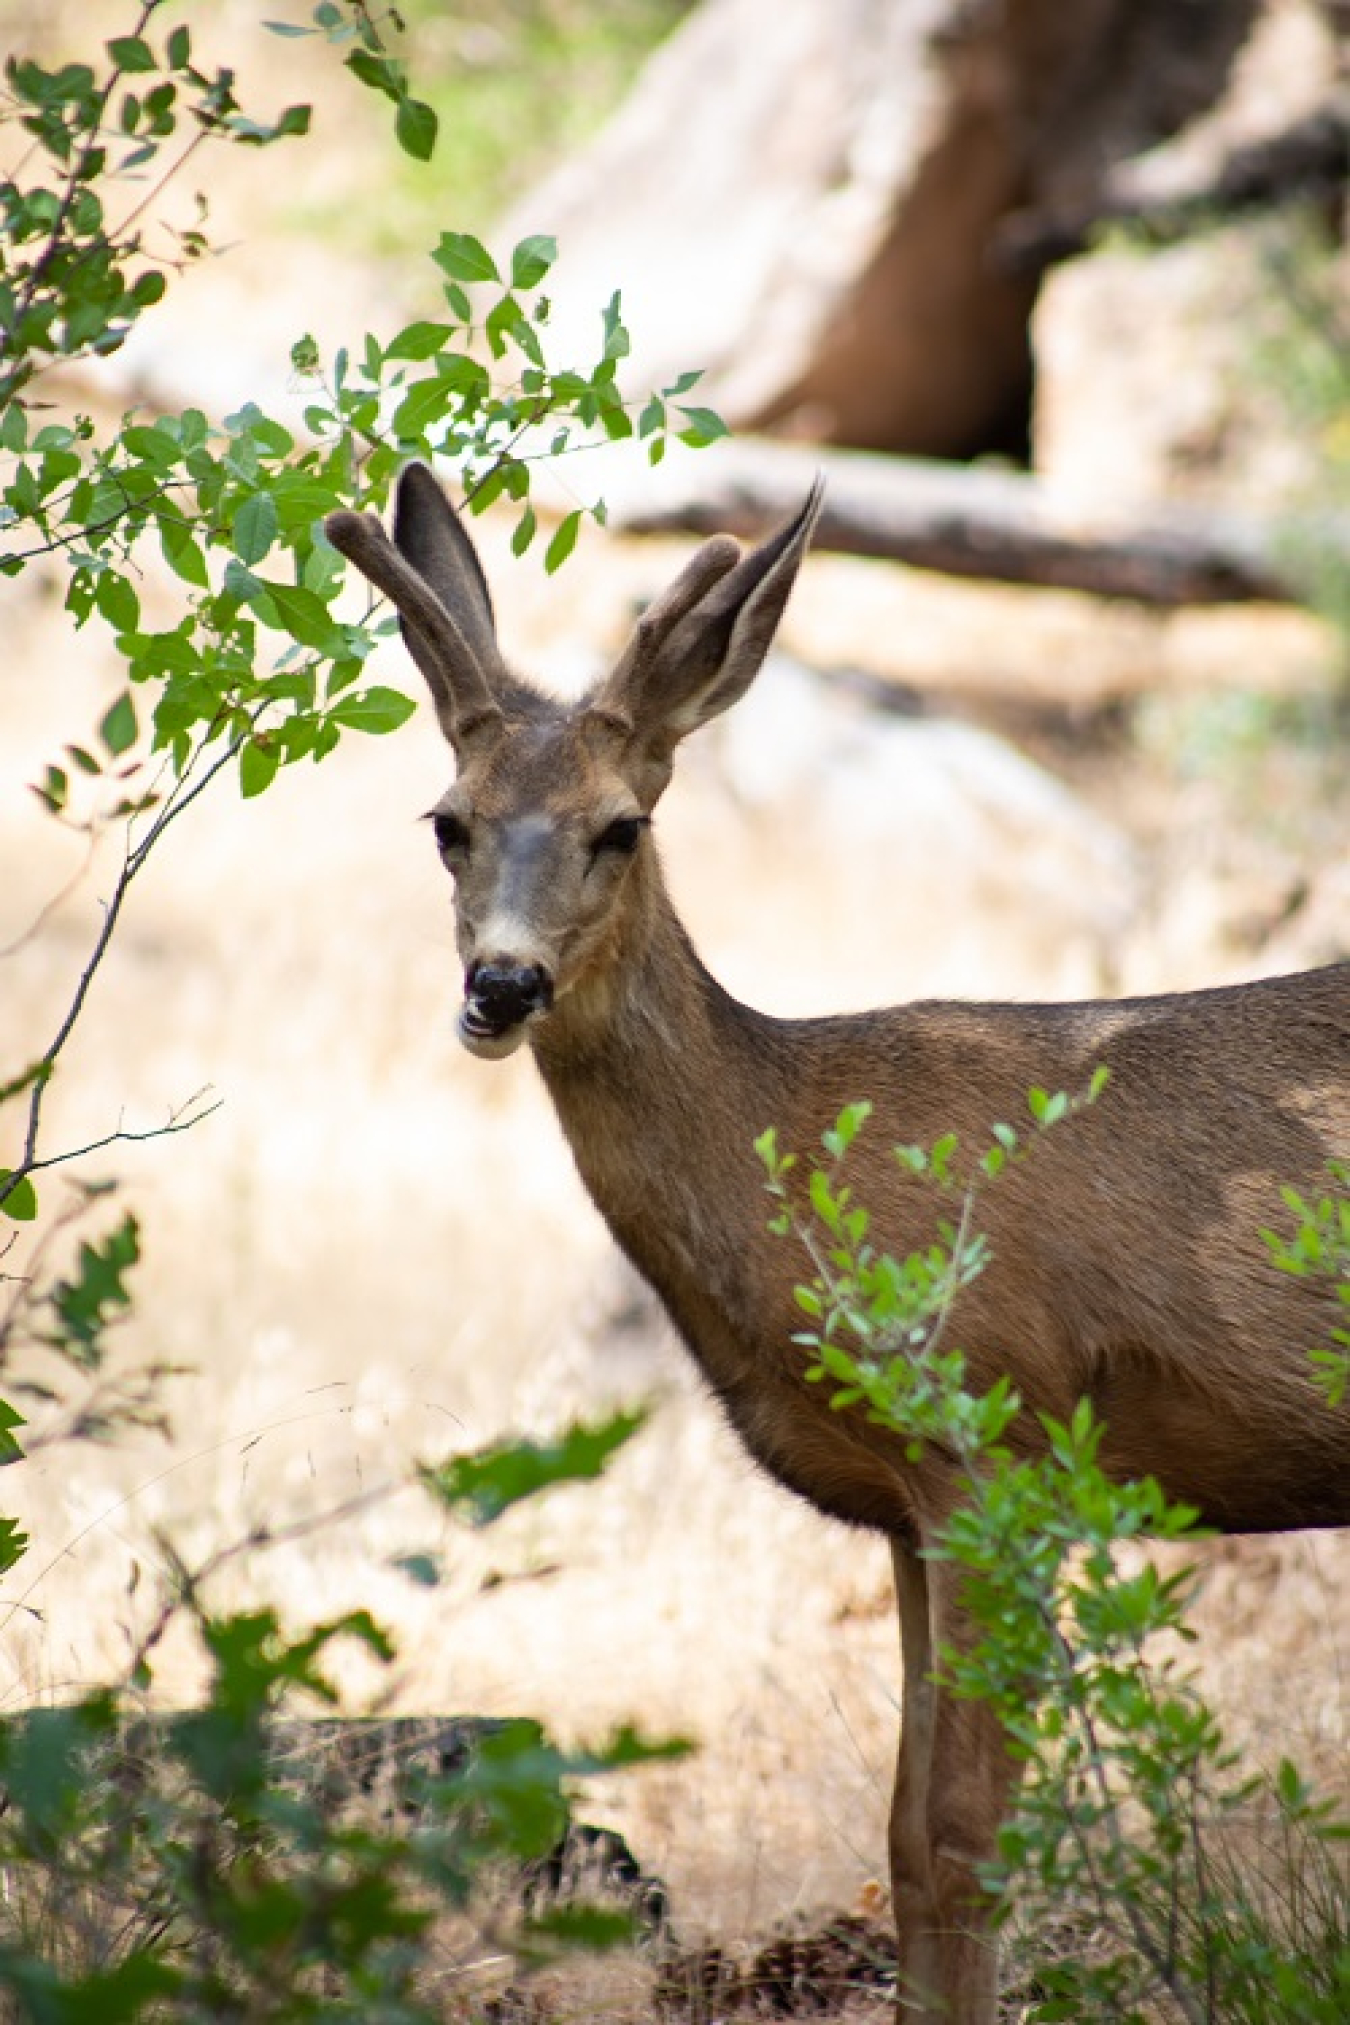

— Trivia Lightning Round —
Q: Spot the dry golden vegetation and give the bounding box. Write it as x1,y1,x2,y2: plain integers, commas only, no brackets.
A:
1,7,1348,2017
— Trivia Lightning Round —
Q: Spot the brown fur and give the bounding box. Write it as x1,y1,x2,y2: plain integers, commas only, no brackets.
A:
326,470,1350,2025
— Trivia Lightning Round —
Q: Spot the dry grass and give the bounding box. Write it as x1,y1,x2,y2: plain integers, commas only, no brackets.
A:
1,11,1348,2010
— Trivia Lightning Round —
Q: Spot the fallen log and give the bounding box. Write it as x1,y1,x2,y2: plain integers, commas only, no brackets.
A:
619,439,1304,606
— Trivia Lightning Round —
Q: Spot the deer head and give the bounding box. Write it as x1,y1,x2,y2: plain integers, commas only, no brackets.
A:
325,463,824,1059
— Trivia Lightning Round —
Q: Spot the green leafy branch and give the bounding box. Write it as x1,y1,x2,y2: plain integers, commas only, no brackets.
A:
3,6,725,1255
0,2,457,409
266,1,440,164
1262,1161,1350,1406
0,1403,682,2017
1,230,721,1225
1,5,311,406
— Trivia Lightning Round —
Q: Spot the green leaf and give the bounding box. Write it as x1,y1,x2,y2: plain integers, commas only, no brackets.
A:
392,1552,440,1588
511,233,556,290
544,509,581,576
158,519,209,587
395,93,437,161
346,45,402,102
391,376,454,438
432,231,499,285
179,406,210,451
600,290,630,363
94,571,140,632
232,490,279,565
31,765,68,815
0,1171,38,1222
99,691,138,757
261,579,345,653
385,320,455,362
511,503,537,556
823,1100,872,1160
329,686,416,735
108,35,157,73
569,1722,693,1775
675,404,728,445
239,738,280,799
43,1215,140,1368
0,1400,27,1467
224,401,294,458
50,1953,177,2020
426,1411,646,1525
525,1904,639,1950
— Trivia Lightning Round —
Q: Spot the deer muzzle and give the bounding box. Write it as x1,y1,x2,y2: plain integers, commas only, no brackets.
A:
459,958,554,1059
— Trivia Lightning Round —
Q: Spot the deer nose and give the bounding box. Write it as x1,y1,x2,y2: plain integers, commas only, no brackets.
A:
465,958,554,1029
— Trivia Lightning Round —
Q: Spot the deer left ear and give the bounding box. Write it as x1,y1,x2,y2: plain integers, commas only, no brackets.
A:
591,478,825,758
326,464,512,754
393,461,501,679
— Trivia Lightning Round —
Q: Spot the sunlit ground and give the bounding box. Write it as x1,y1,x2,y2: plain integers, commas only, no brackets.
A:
1,9,1347,2014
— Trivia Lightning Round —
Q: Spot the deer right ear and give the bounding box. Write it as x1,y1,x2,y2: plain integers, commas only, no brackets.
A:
324,464,507,752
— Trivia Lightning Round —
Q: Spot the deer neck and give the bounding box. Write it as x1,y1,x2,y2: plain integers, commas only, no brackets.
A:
529,853,788,1362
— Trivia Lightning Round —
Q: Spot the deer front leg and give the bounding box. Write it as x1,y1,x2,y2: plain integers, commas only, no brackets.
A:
891,1538,942,2017
890,1539,1018,2025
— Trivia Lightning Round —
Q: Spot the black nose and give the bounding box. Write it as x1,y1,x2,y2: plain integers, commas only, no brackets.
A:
465,959,554,1030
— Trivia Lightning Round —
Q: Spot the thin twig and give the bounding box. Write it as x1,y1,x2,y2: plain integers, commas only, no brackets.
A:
2,720,250,1211
20,1094,221,1181
0,1391,386,1642
0,830,98,960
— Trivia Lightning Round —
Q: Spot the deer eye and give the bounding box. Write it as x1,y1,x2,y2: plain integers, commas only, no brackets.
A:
593,815,647,856
432,811,470,856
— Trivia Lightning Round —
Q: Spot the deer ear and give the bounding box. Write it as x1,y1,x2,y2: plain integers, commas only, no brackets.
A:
392,462,502,679
593,479,825,767
325,465,506,753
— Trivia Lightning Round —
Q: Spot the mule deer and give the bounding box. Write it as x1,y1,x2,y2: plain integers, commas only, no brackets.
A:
326,466,1350,2024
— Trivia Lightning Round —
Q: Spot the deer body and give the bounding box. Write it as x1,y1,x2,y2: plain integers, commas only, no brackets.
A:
536,910,1350,1540
327,469,1350,2025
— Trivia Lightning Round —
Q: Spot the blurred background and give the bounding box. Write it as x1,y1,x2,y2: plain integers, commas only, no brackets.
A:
1,0,1347,2009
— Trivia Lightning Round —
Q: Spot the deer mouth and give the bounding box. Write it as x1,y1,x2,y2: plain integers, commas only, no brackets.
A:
458,959,554,1060
458,997,533,1060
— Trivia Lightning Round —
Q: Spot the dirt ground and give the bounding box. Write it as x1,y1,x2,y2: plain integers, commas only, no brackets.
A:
2,11,1348,2020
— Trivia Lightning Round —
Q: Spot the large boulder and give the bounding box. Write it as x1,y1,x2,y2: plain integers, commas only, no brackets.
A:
1032,0,1346,511
505,0,1259,458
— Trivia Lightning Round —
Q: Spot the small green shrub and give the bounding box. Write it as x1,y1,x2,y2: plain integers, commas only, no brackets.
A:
760,1098,1350,2023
